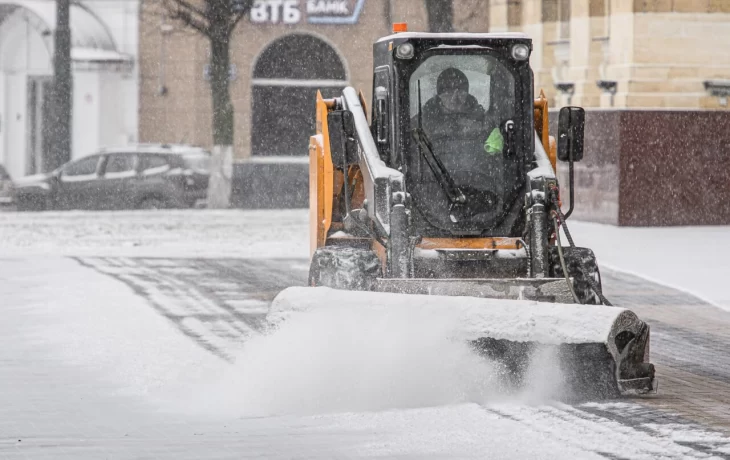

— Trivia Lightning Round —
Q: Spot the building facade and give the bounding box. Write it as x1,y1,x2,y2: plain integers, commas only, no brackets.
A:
139,0,730,160
0,0,139,179
139,0,488,160
492,0,730,110
139,0,730,215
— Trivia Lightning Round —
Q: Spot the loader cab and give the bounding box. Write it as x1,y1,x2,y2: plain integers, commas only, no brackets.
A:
371,33,534,237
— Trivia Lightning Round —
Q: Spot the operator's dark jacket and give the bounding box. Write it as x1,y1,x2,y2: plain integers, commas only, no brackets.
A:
419,94,489,142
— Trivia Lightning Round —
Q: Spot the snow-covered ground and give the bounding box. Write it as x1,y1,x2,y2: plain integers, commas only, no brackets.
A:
569,221,730,311
2,209,726,309
1,209,727,302
0,209,310,258
4,256,730,459
3,209,730,458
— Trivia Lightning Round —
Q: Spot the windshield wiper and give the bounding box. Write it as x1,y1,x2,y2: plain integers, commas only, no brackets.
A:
411,127,466,207
413,80,466,222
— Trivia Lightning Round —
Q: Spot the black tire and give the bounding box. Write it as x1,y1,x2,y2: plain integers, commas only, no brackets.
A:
15,194,47,212
308,247,382,291
549,246,603,305
137,197,168,210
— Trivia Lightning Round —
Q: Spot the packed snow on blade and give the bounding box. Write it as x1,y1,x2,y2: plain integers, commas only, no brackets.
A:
270,287,656,400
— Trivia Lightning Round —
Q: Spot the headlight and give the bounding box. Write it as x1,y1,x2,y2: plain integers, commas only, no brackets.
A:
395,42,414,60
511,44,530,61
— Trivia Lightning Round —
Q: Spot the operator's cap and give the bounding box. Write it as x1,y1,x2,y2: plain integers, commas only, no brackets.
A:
437,68,469,94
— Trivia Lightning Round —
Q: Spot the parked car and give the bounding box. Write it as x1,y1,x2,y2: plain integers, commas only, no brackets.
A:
0,164,13,207
13,144,210,211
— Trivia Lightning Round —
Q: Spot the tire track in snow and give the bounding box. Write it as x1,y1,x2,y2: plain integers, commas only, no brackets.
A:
486,403,730,459
578,402,730,459
76,257,308,361
77,257,234,360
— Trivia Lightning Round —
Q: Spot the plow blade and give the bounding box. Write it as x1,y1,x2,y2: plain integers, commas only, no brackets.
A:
270,287,655,399
375,278,575,303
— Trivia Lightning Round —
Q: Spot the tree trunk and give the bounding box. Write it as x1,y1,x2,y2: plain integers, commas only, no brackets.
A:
48,0,73,172
206,144,233,208
209,31,234,146
206,26,234,207
425,0,454,33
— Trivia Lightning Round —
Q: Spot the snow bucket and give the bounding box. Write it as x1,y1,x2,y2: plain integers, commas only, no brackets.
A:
269,287,656,399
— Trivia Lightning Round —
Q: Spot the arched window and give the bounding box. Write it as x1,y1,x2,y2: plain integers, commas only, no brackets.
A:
251,34,347,157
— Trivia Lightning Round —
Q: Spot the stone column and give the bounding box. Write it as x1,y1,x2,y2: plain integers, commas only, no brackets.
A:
521,0,551,97
568,0,600,107
604,0,635,108
489,0,510,32
540,0,572,107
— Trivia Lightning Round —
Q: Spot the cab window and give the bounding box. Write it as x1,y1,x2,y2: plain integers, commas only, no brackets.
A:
409,54,515,124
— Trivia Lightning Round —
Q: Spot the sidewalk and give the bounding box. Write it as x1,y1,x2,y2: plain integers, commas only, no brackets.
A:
568,221,730,310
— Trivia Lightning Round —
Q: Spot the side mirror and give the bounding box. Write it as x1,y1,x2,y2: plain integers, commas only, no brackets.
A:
375,86,388,144
327,110,358,168
557,106,585,162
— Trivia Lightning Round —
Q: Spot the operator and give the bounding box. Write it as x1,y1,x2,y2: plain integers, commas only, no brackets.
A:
421,67,504,156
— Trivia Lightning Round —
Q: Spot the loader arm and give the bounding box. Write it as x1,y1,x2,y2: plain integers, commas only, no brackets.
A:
340,87,404,238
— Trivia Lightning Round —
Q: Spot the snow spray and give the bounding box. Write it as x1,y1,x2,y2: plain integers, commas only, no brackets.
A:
191,303,566,417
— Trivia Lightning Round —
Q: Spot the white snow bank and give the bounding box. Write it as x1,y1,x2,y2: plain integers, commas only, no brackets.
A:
192,288,567,417
270,287,631,345
0,209,310,258
569,221,730,310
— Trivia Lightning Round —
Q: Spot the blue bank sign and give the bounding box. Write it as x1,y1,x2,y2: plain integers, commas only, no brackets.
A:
250,0,366,25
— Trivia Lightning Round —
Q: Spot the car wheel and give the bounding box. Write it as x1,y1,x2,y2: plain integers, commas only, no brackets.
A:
138,198,167,210
16,195,47,212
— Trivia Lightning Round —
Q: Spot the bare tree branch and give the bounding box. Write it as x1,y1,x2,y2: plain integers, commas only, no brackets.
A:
164,0,210,36
172,10,210,35
228,10,246,34
168,0,208,21
154,0,250,149
227,0,252,35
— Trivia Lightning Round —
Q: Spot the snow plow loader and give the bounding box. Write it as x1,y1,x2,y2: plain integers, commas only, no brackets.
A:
273,27,655,398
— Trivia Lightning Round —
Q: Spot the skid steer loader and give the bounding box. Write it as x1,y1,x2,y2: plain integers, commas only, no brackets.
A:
273,27,655,398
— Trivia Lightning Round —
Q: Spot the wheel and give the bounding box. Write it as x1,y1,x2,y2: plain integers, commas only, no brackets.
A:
549,246,603,305
308,247,382,291
15,194,47,212
137,197,168,210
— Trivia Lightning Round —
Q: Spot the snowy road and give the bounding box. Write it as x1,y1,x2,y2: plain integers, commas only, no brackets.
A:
3,210,730,458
